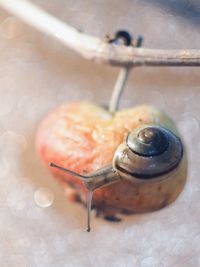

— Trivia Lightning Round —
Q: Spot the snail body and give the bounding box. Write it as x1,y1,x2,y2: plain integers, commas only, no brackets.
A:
36,102,187,230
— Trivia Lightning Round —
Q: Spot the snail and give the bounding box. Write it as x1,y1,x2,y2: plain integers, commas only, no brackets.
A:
50,123,186,232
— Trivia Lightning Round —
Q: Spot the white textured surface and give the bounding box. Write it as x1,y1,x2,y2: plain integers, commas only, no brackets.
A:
0,1,200,266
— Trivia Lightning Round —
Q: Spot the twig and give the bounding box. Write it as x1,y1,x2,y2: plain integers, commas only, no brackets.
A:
0,0,200,67
109,67,130,113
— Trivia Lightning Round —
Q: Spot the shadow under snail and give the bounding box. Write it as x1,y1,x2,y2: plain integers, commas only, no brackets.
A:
50,123,186,232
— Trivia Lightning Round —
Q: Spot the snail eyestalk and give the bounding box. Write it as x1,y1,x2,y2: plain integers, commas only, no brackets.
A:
50,163,122,230
50,162,94,232
86,189,93,232
50,162,89,180
50,163,121,190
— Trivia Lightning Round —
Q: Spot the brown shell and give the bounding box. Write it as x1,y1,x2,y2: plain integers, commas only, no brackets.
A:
113,125,183,182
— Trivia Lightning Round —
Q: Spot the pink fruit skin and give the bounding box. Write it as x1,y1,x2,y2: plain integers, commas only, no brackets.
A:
36,102,186,217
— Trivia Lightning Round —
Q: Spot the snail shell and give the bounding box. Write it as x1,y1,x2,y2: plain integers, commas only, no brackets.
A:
113,125,183,183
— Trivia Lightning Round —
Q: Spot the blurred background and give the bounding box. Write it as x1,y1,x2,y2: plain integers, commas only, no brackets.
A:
0,1,200,266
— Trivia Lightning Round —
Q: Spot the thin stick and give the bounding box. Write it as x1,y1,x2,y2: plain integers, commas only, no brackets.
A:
1,0,200,67
109,67,130,113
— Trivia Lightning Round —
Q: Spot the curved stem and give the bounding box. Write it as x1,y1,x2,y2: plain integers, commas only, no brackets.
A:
109,66,130,113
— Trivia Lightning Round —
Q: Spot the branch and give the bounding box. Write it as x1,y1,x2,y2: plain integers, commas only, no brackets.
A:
0,0,200,67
